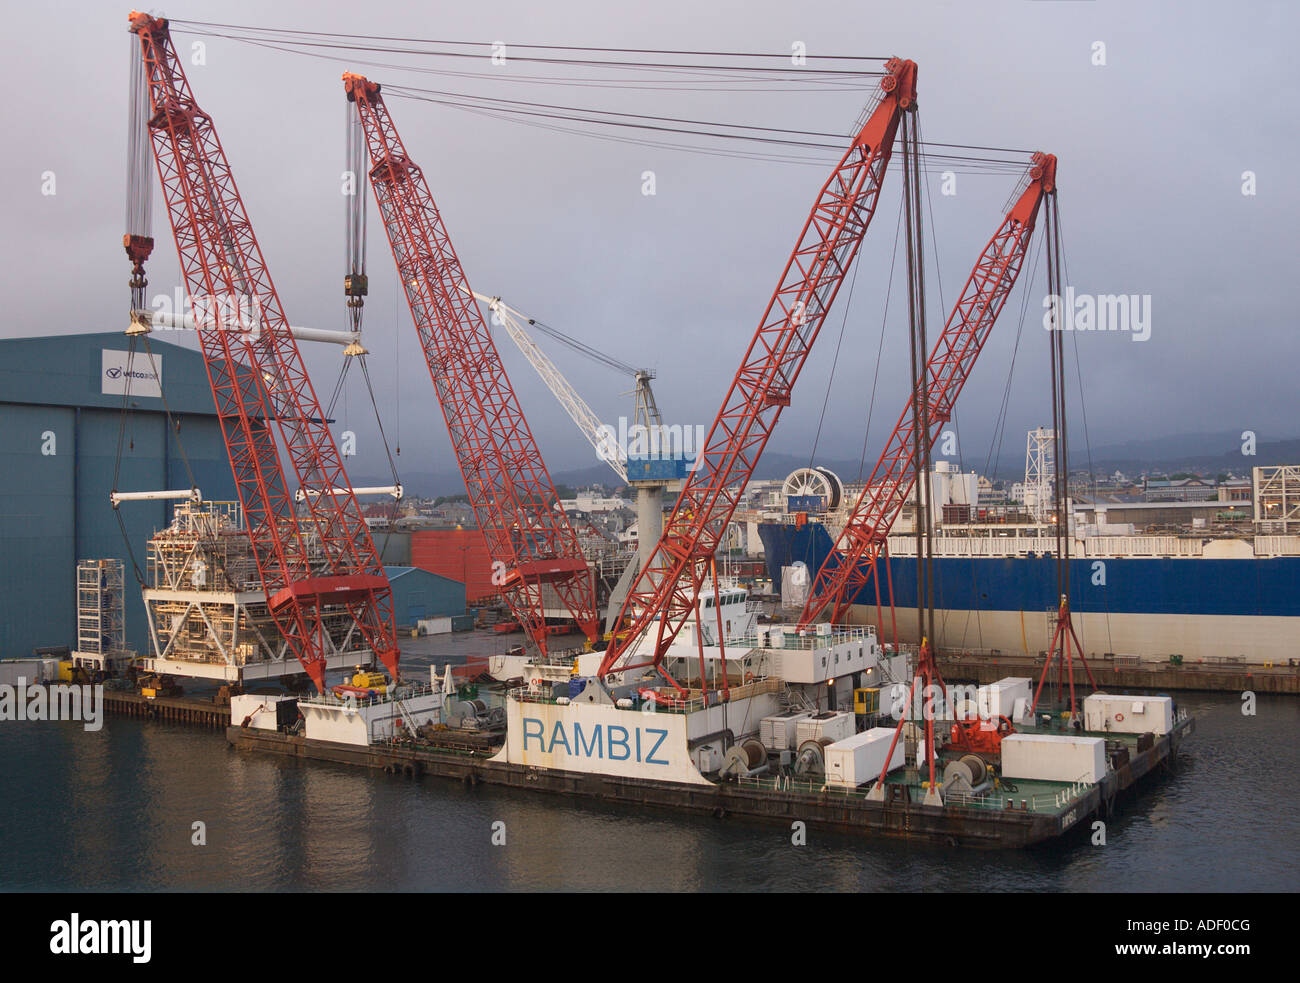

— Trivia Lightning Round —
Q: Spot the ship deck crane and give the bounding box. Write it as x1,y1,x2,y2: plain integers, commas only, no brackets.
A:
797,152,1059,629
596,58,919,695
473,293,681,610
470,292,632,485
124,13,400,691
343,73,599,655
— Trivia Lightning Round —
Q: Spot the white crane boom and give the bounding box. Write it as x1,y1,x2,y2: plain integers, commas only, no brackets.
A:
473,291,630,483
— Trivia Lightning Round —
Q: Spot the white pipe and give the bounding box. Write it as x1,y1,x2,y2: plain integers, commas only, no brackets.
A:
111,488,202,507
135,310,360,348
290,325,363,347
296,484,403,503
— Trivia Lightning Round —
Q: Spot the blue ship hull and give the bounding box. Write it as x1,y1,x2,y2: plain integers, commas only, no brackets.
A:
756,523,1299,662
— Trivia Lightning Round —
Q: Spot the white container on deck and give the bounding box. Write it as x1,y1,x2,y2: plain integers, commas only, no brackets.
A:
760,711,813,751
1000,733,1107,784
824,726,904,788
795,710,855,745
977,676,1033,721
1083,693,1174,735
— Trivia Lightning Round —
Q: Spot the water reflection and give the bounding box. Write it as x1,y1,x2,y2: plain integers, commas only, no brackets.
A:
0,692,1293,891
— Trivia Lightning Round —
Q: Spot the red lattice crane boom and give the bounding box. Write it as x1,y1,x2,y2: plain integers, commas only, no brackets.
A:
597,59,919,688
343,74,599,654
798,152,1058,628
127,13,401,691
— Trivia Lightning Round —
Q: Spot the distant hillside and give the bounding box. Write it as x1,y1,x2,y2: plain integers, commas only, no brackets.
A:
1075,433,1299,477
352,431,1300,498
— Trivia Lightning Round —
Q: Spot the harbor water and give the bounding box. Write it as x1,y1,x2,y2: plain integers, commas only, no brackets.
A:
1,643,1294,892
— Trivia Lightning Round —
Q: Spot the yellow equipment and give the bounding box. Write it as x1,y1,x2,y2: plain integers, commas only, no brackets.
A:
854,687,880,715
351,670,388,691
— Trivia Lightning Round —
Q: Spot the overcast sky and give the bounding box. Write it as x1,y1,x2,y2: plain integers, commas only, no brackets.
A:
4,0,1296,488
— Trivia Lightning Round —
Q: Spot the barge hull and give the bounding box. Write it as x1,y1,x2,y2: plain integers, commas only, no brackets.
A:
225,716,1193,849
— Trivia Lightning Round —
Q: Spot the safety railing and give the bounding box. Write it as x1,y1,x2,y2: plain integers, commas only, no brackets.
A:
372,735,491,757
736,774,1095,814
300,679,437,710
737,624,875,651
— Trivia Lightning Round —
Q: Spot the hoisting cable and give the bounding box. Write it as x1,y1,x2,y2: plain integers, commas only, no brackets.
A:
334,100,403,560
1046,196,1068,596
792,202,871,589
526,316,639,377
1056,199,1112,654
804,223,863,470
844,192,906,644
169,21,1030,172
901,109,936,654
855,192,907,484
915,124,939,657
971,215,1044,654
113,38,201,588
111,337,147,588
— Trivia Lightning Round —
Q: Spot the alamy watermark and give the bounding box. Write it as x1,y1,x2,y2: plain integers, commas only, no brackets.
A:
595,415,706,471
50,913,150,963
0,678,103,732
1043,287,1151,342
138,287,267,341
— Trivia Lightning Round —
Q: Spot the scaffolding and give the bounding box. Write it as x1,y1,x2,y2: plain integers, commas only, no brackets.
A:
1024,427,1056,524
72,558,134,671
1254,465,1300,534
139,501,375,682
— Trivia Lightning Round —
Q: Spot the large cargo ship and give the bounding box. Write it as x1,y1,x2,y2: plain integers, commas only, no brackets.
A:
756,521,1300,666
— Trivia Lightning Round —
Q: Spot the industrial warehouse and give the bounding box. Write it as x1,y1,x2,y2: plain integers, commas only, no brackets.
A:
0,332,467,680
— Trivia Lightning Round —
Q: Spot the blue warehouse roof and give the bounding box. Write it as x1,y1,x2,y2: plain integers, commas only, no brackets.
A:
0,331,226,416
384,565,465,590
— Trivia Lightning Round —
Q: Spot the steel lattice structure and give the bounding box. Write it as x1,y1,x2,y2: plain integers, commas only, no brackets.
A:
596,59,919,689
343,74,598,653
128,14,400,691
798,152,1058,628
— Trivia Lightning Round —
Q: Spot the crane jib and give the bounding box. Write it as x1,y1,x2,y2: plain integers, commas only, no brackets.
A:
597,57,918,685
126,14,401,690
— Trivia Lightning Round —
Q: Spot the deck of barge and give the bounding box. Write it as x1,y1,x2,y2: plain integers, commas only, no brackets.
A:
224,711,1193,848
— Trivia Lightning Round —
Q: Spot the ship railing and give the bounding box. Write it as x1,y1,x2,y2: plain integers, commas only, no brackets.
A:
639,682,783,714
735,775,863,798
884,534,1209,558
736,774,1095,814
372,735,489,757
508,679,780,713
504,687,709,712
508,688,561,705
739,625,875,651
299,680,437,710
946,780,1093,813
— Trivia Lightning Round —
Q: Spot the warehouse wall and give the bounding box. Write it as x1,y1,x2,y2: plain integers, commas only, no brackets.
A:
0,403,232,658
0,333,236,659
0,404,75,659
